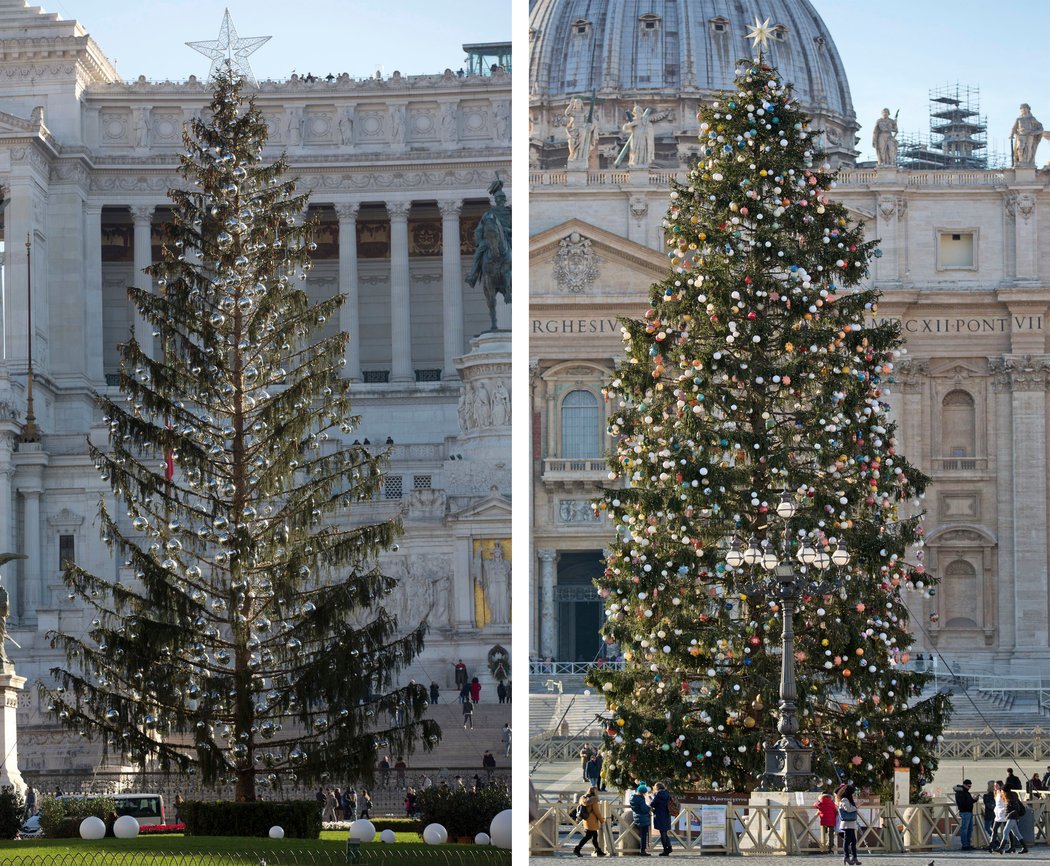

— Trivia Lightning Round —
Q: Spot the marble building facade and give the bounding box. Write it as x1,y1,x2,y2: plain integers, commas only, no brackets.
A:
529,0,1050,678
0,1,510,771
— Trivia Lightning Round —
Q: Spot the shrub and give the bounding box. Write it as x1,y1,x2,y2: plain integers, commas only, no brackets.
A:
181,800,321,838
0,786,22,839
415,783,510,838
38,796,115,838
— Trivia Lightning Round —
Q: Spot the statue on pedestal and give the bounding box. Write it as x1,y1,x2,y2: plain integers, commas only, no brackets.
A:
1011,103,1045,166
0,553,26,670
872,108,898,166
466,178,511,331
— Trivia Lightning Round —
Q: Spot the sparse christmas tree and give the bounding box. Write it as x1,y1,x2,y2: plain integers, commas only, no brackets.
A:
591,50,949,794
46,68,438,802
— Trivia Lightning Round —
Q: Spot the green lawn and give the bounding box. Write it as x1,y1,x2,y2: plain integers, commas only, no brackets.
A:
0,833,509,865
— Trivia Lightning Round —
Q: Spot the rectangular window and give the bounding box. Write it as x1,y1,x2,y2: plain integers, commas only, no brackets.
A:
383,476,403,499
937,231,976,269
59,534,75,570
363,370,390,384
413,475,432,489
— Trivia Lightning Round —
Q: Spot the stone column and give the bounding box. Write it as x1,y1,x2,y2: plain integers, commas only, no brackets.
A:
84,203,104,383
0,436,13,620
1006,361,1049,654
387,201,412,383
131,206,154,354
439,199,464,379
18,478,41,623
538,549,559,659
336,203,362,381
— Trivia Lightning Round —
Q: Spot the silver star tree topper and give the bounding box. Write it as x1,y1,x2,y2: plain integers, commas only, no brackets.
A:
745,15,774,57
187,8,270,87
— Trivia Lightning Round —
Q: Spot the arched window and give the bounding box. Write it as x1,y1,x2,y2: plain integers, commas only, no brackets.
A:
943,559,978,628
561,389,600,458
942,389,976,466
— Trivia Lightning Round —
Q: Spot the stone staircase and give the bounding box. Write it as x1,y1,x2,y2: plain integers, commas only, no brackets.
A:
530,693,609,738
946,687,1049,731
415,702,513,768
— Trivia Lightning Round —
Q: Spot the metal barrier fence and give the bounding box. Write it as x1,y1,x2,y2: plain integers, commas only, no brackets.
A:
530,797,1048,856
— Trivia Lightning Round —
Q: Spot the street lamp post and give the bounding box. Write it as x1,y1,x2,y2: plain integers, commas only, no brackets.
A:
724,492,850,792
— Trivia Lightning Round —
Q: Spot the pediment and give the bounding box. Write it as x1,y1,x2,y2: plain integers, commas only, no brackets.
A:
0,106,52,142
530,218,666,298
927,358,986,380
450,489,512,521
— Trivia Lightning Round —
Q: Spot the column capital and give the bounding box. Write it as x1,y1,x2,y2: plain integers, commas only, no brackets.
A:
131,205,155,224
385,201,412,220
438,198,463,218
335,202,361,222
537,548,560,563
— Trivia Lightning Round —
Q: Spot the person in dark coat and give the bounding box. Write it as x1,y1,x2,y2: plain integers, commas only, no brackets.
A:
1004,768,1022,792
954,779,976,850
429,682,440,704
651,782,673,855
629,784,652,855
585,754,601,789
981,781,996,840
497,680,508,703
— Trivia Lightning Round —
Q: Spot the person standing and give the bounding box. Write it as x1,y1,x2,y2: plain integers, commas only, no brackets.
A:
395,756,407,788
454,659,468,692
1027,772,1044,794
836,784,860,865
358,789,372,820
572,786,606,857
580,744,592,782
497,680,508,704
470,676,481,704
651,782,673,856
378,755,391,788
630,784,652,855
585,752,601,790
1004,768,1023,792
322,787,338,822
501,723,512,757
459,682,471,704
1042,765,1050,790
816,791,839,854
24,784,36,819
462,698,474,730
981,781,996,841
482,750,496,779
429,682,440,704
954,778,976,850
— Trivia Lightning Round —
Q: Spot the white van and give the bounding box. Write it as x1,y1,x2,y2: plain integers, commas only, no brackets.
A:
56,792,166,825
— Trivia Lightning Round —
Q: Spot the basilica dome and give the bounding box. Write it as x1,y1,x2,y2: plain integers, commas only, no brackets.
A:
529,0,859,168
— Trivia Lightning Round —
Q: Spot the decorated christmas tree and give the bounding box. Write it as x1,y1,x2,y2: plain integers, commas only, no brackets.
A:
590,47,949,794
46,68,438,802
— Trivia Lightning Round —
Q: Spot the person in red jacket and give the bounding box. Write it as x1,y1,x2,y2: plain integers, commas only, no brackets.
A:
469,676,481,703
816,791,839,855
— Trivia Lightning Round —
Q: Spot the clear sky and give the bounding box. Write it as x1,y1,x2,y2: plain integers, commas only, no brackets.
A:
811,0,1037,166
42,1,510,81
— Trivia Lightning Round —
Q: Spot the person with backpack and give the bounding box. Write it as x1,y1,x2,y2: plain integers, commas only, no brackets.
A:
995,788,1028,854
630,784,653,856
836,784,860,865
651,782,674,856
572,786,606,857
816,791,839,854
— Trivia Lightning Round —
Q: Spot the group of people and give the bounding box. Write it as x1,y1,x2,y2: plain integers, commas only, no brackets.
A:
573,780,675,857
815,785,862,864
967,770,1032,854
316,786,372,822
579,744,605,790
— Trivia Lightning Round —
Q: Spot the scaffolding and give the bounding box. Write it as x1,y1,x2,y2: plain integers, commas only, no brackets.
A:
898,84,993,170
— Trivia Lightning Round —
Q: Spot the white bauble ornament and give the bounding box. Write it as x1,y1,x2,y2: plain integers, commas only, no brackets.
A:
475,832,491,845
349,819,377,842
380,829,396,844
489,809,513,849
113,815,140,839
423,823,448,845
80,816,107,840
269,826,285,839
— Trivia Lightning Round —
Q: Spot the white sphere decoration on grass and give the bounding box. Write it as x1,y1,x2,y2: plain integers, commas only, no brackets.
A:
113,815,140,839
423,822,448,845
349,818,376,843
489,809,512,849
475,831,491,845
79,816,106,840
380,829,396,844
269,825,285,839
